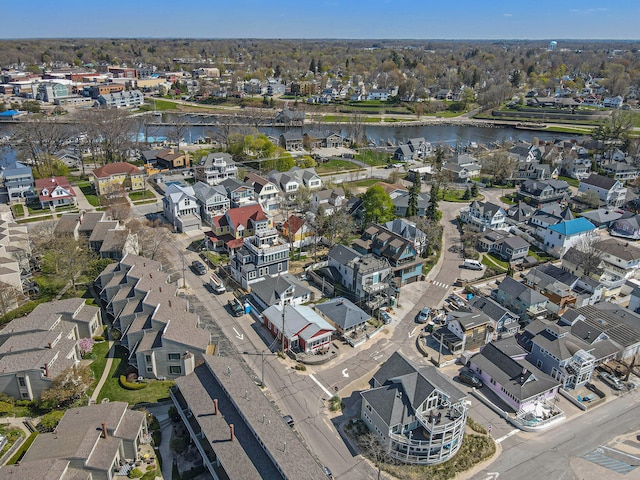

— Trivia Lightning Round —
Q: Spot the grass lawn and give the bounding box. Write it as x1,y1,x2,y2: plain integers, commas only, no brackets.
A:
350,178,386,188
0,426,25,458
86,341,111,398
441,190,483,203
529,248,553,263
76,181,100,207
320,115,348,123
139,98,179,111
97,346,174,405
500,195,517,205
7,431,38,465
557,175,579,188
316,159,362,174
129,190,155,201
481,253,508,273
355,149,391,166
11,204,24,217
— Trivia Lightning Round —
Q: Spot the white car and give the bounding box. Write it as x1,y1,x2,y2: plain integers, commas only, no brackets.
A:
416,307,431,323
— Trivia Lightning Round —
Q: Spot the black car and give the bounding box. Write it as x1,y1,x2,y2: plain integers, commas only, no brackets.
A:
283,415,294,427
458,370,483,388
191,260,207,275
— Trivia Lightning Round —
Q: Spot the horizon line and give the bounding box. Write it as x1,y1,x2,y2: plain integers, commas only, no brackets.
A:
1,37,639,42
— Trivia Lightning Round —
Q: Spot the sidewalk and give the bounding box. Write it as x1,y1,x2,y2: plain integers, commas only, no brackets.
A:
90,339,115,403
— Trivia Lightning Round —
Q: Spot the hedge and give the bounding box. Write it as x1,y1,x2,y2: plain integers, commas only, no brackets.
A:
7,432,38,465
119,375,148,390
93,335,105,342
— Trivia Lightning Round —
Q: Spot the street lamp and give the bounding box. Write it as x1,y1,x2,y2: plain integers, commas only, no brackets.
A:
241,350,276,387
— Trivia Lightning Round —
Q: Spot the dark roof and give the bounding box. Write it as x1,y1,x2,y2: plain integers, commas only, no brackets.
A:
328,244,360,266
595,238,640,262
250,274,311,307
581,173,618,190
577,304,640,348
468,296,516,323
498,276,547,305
470,343,559,403
314,297,370,330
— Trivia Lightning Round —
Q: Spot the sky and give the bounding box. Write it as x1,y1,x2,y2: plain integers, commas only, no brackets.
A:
3,0,640,40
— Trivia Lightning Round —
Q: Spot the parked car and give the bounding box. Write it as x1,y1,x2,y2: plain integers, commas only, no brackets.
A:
416,307,431,323
463,259,483,270
323,466,334,479
599,372,624,390
283,415,294,427
379,310,392,324
191,260,207,275
458,370,483,388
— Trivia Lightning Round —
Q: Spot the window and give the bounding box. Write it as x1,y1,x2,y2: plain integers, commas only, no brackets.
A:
21,393,29,399
147,367,153,373
145,355,152,363
18,377,26,387
537,359,543,368
168,353,181,361
169,366,182,375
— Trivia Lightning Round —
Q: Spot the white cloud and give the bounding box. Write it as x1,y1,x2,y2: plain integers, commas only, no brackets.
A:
504,13,513,17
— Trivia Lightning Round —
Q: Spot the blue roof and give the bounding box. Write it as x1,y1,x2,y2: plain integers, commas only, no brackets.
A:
547,217,595,236
0,110,20,117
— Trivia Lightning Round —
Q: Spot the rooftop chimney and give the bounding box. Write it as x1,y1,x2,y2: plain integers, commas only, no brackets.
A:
44,363,49,377
101,422,108,439
159,286,162,292
213,399,218,415
168,300,172,307
229,424,235,442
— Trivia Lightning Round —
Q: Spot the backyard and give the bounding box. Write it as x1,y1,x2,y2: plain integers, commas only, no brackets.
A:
316,158,362,175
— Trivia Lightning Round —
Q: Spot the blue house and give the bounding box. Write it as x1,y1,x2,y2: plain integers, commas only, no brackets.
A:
0,161,35,202
353,224,423,285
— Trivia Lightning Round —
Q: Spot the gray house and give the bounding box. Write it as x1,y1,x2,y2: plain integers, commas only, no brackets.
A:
494,276,548,321
360,352,468,465
468,296,519,339
314,297,371,337
0,161,35,202
192,181,230,224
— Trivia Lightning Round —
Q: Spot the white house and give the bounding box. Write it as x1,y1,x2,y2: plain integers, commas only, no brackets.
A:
543,217,596,255
460,201,507,232
578,174,627,207
163,183,202,232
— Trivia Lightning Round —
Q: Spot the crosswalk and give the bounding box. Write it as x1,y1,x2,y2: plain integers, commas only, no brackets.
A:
431,281,450,289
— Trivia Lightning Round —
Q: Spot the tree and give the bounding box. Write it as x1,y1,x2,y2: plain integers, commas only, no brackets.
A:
362,186,395,224
481,151,518,185
573,236,604,277
470,182,479,198
410,216,443,257
359,433,389,480
126,218,173,262
40,410,64,431
581,190,601,209
322,209,356,247
592,110,634,159
40,365,92,410
12,117,75,176
0,281,23,317
425,183,442,222
78,338,95,357
433,146,445,171
406,174,422,217
462,186,471,200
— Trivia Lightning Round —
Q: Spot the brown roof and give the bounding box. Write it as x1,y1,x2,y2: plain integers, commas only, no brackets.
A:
92,162,142,179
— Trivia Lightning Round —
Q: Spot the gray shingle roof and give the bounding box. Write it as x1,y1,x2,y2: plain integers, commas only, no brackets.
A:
314,297,371,330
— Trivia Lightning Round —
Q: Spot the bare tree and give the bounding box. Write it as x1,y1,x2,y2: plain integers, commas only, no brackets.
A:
346,112,366,147
12,117,75,176
75,108,136,165
166,117,190,147
0,281,24,317
359,432,389,480
573,236,604,277
481,151,518,185
126,218,173,263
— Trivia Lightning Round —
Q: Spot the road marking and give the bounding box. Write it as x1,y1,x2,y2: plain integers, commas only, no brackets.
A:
432,281,450,289
342,368,349,378
309,374,333,397
484,474,500,480
495,429,519,443
232,327,244,340
409,327,417,338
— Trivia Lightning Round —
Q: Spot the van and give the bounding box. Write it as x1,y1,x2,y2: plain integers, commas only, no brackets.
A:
463,259,483,270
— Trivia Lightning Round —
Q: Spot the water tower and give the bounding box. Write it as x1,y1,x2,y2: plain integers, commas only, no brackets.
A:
549,40,557,52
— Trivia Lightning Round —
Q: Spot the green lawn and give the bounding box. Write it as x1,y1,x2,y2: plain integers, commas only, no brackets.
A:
316,159,361,174
86,341,111,398
320,115,348,123
500,195,517,205
7,432,37,465
441,190,483,203
557,175,579,188
355,150,391,166
139,98,179,111
0,427,25,458
529,248,553,263
350,178,385,188
129,190,155,201
482,253,508,273
76,181,100,207
11,204,24,217
97,346,174,405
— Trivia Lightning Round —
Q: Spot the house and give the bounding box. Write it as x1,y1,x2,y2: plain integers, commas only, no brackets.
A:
88,220,138,261
162,183,201,232
578,208,624,229
35,176,77,209
244,173,281,211
494,276,549,321
603,95,624,108
10,402,148,480
327,244,392,308
207,204,270,252
0,161,35,202
505,201,536,226
97,89,144,108
611,212,640,240
407,138,432,158
303,130,343,149
230,227,290,289
95,254,213,379
261,304,335,353
92,161,145,196
353,224,423,285
476,230,530,263
561,238,640,295
542,217,596,255
311,188,345,215
523,264,579,315
517,179,570,205
193,152,237,185
279,131,304,151
155,148,191,170
468,342,560,414
390,190,430,217
383,218,429,257
315,297,371,337
511,162,555,182
529,204,574,239
578,174,627,207
522,320,598,390
468,296,519,339
249,273,310,310
282,214,314,248
268,167,322,199
393,144,414,161
275,108,305,126
54,211,105,241
560,156,591,180
438,310,493,353
170,355,328,480
360,352,468,465
0,298,101,400
219,177,256,208
459,201,507,232
601,161,639,182
192,181,230,224
441,161,482,183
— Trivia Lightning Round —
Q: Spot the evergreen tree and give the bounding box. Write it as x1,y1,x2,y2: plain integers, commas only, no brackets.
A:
309,59,316,73
426,183,441,222
463,186,471,200
317,59,323,73
470,182,479,198
406,174,422,217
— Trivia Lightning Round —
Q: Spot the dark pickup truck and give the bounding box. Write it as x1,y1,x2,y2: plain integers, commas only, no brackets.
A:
228,298,244,317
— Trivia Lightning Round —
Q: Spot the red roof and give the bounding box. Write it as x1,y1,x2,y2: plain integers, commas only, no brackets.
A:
225,204,267,231
92,162,142,179
35,176,76,202
283,214,304,234
226,238,245,249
